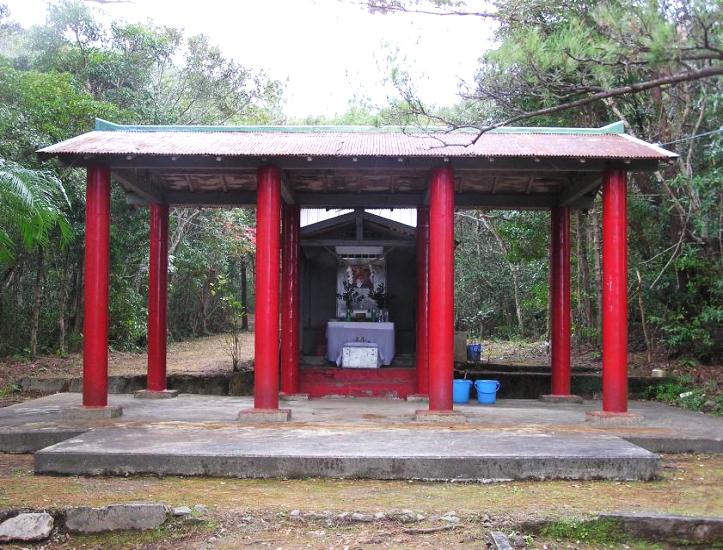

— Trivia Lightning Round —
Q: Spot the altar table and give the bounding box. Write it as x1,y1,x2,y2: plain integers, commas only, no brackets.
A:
326,321,395,366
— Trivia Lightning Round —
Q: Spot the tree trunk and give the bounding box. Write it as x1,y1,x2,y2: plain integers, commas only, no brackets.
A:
72,258,84,335
29,250,44,359
574,212,582,343
240,255,249,331
480,215,524,335
589,205,603,340
0,259,21,325
57,250,70,356
636,270,653,365
510,267,524,336
577,210,594,339
546,255,551,343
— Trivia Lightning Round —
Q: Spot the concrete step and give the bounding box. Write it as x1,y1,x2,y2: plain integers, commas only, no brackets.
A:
34,426,660,481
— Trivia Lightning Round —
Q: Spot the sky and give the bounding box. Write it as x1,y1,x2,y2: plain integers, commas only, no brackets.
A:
3,0,494,119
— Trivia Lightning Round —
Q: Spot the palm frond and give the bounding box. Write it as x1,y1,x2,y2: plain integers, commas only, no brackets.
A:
0,158,73,261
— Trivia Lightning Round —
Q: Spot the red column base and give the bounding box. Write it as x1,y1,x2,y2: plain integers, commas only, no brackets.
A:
540,394,584,404
237,408,291,423
413,409,467,423
585,410,643,425
134,389,179,399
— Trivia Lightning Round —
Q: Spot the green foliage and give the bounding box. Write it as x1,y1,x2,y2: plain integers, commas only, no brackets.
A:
451,0,723,360
643,375,722,415
540,518,626,545
0,382,21,397
455,211,549,338
0,2,270,356
0,158,71,261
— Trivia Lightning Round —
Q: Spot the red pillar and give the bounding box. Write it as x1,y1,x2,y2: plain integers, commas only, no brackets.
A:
147,203,169,392
550,207,571,395
254,165,281,410
427,167,455,411
415,207,430,395
602,169,629,413
280,204,300,395
82,166,111,407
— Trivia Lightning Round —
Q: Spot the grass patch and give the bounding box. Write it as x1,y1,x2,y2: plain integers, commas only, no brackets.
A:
0,383,21,398
65,518,215,548
541,518,624,544
539,518,659,548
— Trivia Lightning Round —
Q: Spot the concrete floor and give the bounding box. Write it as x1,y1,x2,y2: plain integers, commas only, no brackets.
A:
2,392,722,436
1,393,721,480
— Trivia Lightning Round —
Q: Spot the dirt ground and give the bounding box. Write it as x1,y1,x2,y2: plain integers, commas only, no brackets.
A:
0,332,255,406
0,453,721,549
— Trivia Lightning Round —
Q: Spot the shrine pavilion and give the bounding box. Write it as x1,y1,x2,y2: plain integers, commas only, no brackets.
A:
38,119,676,421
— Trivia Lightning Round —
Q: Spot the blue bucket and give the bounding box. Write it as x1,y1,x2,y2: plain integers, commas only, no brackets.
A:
453,379,473,404
466,343,482,362
474,379,501,405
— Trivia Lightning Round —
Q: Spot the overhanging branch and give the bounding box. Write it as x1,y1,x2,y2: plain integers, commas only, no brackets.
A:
467,66,723,143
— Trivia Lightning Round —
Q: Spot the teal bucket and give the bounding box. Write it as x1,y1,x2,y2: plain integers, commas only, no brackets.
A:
474,379,501,405
453,379,473,404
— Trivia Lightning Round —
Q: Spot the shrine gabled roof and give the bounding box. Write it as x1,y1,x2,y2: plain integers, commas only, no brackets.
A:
37,119,677,162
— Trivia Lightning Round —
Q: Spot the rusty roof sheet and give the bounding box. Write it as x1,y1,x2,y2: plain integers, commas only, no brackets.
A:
38,127,676,161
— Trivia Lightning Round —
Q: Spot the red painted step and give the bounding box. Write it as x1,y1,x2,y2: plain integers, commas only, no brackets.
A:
300,367,416,398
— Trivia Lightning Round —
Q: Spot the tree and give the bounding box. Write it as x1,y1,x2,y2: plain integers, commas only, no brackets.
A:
25,0,284,125
371,0,722,359
0,2,276,356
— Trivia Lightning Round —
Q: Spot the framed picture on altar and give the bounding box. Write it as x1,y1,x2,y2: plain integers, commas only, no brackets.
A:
336,260,386,318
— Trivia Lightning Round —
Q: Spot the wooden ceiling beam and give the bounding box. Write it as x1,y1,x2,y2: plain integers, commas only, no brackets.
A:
280,172,296,204
114,169,164,203
558,175,601,207
156,189,594,210
164,190,256,207
301,238,415,248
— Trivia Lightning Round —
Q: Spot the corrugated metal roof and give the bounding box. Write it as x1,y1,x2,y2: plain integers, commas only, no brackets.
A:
37,122,676,160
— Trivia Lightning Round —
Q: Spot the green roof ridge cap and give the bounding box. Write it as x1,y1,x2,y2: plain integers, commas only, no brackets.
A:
94,119,626,135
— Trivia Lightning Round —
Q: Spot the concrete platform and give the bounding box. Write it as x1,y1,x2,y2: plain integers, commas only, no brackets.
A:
2,393,722,458
34,426,659,481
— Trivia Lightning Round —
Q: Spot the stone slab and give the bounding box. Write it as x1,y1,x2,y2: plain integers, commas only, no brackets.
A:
586,410,643,425
65,503,168,533
237,408,291,423
0,512,54,542
134,389,179,399
540,394,584,404
405,394,429,403
279,393,310,401
62,406,123,420
489,531,514,550
413,410,467,423
34,426,660,481
599,513,723,546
